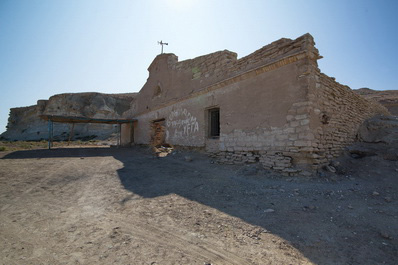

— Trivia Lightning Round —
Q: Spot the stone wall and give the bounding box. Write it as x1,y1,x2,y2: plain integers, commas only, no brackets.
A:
175,50,238,80
307,72,390,167
132,33,319,118
173,33,319,83
226,34,320,76
131,33,389,175
133,39,317,175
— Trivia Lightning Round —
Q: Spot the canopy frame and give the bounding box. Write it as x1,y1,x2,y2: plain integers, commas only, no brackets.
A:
40,115,136,149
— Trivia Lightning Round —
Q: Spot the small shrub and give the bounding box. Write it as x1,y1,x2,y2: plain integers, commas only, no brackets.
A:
0,146,6,151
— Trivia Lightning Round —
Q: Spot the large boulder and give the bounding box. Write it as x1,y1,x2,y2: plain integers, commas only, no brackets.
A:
358,115,398,144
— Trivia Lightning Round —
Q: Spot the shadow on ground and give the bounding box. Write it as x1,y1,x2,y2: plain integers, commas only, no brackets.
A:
2,146,398,264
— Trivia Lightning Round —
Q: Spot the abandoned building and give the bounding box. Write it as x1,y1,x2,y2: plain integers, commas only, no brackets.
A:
2,33,390,175
121,33,389,175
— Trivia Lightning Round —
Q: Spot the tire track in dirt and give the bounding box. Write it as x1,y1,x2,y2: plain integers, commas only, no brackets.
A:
0,156,114,264
0,212,60,264
109,217,253,265
0,158,81,212
78,157,253,264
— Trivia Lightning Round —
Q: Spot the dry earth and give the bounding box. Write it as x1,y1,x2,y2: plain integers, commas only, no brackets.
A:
0,145,397,265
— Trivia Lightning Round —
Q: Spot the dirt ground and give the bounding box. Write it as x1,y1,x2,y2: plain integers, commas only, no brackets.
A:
0,145,397,265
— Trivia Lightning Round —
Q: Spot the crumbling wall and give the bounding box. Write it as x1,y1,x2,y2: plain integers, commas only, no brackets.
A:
227,34,318,75
133,37,319,175
175,50,237,80
130,33,391,176
134,33,319,117
307,73,390,168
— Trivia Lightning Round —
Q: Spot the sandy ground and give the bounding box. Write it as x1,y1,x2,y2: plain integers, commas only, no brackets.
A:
0,146,397,265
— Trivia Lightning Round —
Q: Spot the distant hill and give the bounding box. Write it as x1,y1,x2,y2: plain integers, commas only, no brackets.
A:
1,92,136,141
354,88,398,115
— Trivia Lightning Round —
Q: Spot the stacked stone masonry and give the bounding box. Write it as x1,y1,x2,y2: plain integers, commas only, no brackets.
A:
309,72,389,164
166,33,319,91
127,34,389,176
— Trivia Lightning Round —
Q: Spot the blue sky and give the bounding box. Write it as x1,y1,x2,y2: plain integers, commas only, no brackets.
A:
0,0,397,133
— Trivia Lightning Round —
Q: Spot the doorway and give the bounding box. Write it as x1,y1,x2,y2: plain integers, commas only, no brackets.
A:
151,119,166,146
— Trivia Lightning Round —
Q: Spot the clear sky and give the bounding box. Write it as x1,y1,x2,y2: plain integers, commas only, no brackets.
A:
0,0,397,134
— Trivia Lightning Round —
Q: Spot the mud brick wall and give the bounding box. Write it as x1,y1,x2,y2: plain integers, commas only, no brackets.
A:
175,50,237,80
170,33,318,86
226,33,319,76
308,72,390,166
131,33,389,176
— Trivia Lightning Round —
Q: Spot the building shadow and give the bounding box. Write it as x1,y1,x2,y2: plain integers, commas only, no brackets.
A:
2,146,397,264
1,147,119,159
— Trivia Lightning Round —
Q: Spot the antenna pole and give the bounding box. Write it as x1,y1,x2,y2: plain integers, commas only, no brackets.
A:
158,40,168,54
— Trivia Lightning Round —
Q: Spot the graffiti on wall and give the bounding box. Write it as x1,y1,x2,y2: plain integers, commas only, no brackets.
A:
166,108,199,139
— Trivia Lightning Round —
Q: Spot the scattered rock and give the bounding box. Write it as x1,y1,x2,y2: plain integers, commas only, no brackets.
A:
325,165,336,173
300,171,312,177
68,226,77,232
264,209,275,213
380,232,393,240
384,196,392,203
302,206,316,211
372,191,380,196
383,153,398,161
347,145,377,158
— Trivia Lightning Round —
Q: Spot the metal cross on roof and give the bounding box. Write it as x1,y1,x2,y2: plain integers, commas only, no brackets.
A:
158,40,168,54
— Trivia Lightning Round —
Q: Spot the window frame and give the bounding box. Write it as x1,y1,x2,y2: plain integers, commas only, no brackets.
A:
208,107,220,138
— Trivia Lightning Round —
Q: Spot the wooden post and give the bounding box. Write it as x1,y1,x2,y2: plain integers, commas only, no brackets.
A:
118,123,122,147
130,121,134,145
48,120,53,149
68,123,75,146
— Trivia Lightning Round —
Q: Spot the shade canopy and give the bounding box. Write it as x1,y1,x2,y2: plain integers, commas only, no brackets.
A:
40,115,136,124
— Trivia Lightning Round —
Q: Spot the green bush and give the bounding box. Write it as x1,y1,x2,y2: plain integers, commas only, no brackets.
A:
0,146,6,151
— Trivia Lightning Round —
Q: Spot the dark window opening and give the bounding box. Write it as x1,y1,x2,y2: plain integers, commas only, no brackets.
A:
209,108,220,137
